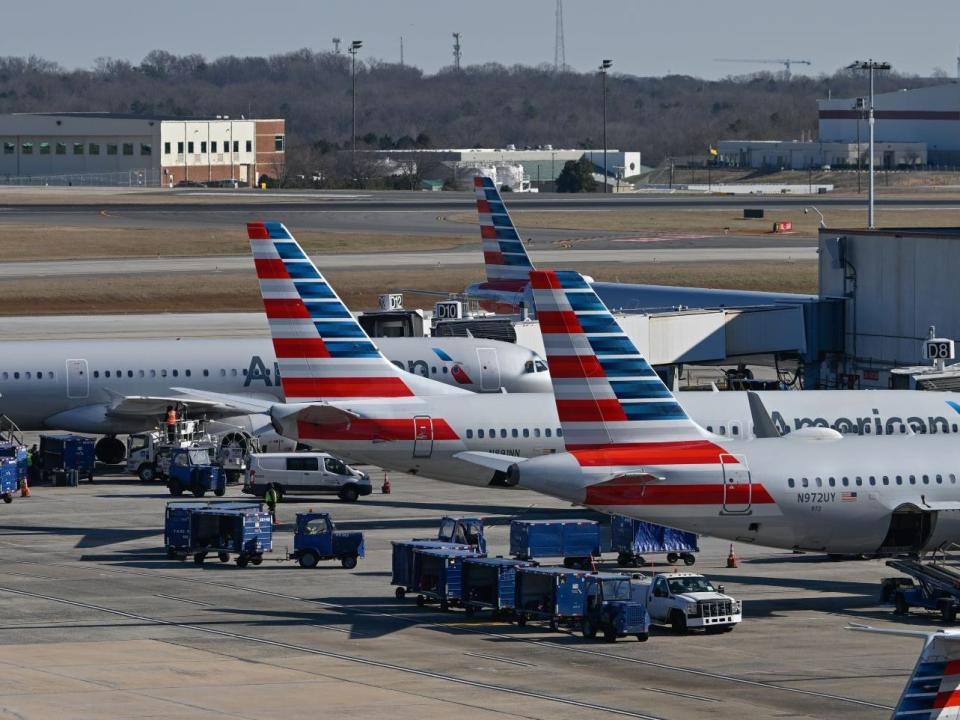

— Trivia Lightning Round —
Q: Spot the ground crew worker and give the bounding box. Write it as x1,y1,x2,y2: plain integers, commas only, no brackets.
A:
264,485,278,524
165,405,177,442
27,444,39,486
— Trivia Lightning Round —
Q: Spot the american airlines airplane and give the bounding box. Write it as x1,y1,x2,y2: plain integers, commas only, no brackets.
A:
464,174,815,313
0,335,549,463
189,223,960,519
458,270,960,556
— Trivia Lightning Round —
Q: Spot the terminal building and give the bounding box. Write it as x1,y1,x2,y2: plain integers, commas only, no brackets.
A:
716,139,926,170
0,113,286,185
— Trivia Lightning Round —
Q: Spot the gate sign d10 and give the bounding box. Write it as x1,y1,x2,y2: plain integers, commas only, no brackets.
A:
378,294,403,311
924,338,955,361
434,301,463,320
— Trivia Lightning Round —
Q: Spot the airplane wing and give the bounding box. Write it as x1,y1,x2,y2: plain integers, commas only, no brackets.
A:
104,388,271,418
169,387,276,414
454,451,526,473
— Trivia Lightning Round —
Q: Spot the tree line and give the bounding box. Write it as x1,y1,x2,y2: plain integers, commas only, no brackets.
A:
0,50,946,186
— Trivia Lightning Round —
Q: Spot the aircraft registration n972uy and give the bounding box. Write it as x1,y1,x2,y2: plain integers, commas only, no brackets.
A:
183,223,960,515
456,269,960,557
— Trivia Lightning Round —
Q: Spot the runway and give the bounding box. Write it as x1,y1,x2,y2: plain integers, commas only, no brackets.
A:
0,245,818,279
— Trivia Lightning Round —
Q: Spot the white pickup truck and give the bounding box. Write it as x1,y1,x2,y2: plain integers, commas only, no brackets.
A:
633,572,741,634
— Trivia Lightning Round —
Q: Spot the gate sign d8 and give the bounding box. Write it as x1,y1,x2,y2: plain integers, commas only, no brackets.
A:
924,338,955,360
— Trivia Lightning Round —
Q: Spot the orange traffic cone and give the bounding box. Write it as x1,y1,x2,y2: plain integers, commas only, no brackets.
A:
382,472,392,494
726,544,738,568
20,477,30,497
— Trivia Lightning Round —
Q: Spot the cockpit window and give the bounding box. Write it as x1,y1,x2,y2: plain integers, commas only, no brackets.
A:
534,359,548,372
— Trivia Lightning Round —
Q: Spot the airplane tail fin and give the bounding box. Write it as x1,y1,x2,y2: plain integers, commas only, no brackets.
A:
529,269,711,451
248,221,460,401
474,175,534,291
895,630,960,718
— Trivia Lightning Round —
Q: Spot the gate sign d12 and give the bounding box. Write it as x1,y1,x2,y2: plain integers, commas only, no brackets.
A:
434,301,463,320
379,294,403,311
924,338,955,360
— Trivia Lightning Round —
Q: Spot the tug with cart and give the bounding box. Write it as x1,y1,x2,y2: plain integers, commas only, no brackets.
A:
165,447,226,498
164,501,272,567
289,512,364,569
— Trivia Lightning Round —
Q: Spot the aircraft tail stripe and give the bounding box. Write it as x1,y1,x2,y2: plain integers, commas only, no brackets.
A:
262,299,311,320
546,355,607,378
272,338,331,358
282,377,413,398
569,441,731,465
247,222,271,240
537,310,584,335
585,481,775,507
556,399,627,423
484,250,504,266
298,417,460,442
254,258,290,279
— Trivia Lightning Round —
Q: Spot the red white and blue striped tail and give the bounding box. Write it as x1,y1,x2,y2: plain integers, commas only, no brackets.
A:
248,221,453,402
894,630,960,719
475,175,534,292
530,269,710,451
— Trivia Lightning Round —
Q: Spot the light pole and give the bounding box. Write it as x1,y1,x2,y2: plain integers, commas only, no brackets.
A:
349,40,363,185
600,59,612,193
847,60,890,228
854,97,864,194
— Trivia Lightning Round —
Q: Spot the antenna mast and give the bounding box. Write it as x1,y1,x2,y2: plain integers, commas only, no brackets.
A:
554,0,567,72
453,32,462,71
400,36,404,67
332,38,341,54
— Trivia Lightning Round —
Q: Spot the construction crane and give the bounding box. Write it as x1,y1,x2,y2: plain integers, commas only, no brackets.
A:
715,57,812,80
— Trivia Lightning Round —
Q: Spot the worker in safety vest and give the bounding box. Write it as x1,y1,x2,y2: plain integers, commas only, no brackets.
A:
264,485,278,524
27,444,39,486
165,405,177,442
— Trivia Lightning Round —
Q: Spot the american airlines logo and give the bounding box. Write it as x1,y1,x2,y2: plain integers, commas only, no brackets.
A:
771,408,958,436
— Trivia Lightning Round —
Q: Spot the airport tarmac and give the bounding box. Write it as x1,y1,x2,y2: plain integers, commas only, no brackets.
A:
0,451,923,720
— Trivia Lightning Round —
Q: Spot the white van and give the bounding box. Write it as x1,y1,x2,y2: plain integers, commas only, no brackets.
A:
243,452,373,502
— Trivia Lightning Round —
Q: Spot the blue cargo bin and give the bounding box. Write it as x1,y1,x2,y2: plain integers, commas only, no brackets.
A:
610,515,699,567
411,546,482,610
461,557,531,617
510,519,601,567
39,434,96,484
0,459,18,503
164,501,272,567
391,540,474,599
514,565,590,628
0,442,27,487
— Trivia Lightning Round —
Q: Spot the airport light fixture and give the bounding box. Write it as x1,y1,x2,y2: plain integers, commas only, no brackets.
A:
349,40,363,185
599,59,613,193
847,60,891,229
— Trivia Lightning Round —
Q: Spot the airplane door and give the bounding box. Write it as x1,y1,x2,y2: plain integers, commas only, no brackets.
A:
413,416,434,458
477,348,500,392
720,453,752,514
65,359,89,399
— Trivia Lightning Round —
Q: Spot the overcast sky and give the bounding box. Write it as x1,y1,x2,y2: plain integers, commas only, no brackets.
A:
8,0,960,79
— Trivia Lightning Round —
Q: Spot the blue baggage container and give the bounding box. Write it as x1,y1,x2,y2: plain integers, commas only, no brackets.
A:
0,459,18,502
0,442,27,485
411,547,481,609
510,519,600,566
164,501,272,567
461,557,531,615
391,540,473,598
40,433,96,483
610,515,699,567
514,565,590,626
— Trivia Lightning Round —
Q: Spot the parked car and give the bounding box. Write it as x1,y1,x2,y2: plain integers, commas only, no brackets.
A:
243,452,372,502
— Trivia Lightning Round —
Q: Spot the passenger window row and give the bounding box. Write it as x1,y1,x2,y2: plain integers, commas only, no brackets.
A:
1,371,55,380
787,473,958,488
1,367,263,382
464,427,563,440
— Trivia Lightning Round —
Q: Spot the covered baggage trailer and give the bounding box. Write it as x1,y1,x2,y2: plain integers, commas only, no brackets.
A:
510,519,600,568
461,556,530,618
164,501,272,568
40,433,95,484
391,540,473,599
411,546,482,610
514,565,589,629
0,442,27,487
610,515,699,567
0,459,18,503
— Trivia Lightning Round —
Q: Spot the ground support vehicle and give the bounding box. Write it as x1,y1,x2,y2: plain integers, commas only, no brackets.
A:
0,441,27,488
391,540,474,599
610,515,699,567
633,572,741,634
243,452,372,502
411,547,482,610
581,572,650,642
411,516,486,552
166,447,226,498
884,559,960,622
126,420,218,483
510,519,600,568
289,512,364,569
0,459,18,503
40,434,95,484
461,557,531,618
164,501,272,567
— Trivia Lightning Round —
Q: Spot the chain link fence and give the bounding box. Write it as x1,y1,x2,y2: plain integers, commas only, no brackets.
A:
0,168,161,187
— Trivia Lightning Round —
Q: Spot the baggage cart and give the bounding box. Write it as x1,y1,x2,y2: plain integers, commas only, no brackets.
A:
391,540,473,599
39,434,95,484
610,515,699,567
411,546,482,610
0,459,18,503
164,501,272,568
461,556,531,617
514,565,589,629
0,442,27,487
510,519,600,568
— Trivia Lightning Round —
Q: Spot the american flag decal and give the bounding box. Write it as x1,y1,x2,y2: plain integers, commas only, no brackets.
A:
841,491,858,502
